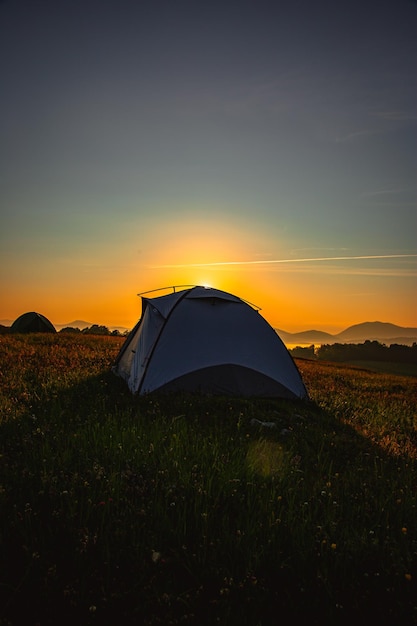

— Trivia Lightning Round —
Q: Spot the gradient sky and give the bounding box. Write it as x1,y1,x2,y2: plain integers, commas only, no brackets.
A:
1,0,416,332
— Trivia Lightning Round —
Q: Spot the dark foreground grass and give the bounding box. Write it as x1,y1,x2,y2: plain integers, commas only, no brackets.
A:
0,334,416,625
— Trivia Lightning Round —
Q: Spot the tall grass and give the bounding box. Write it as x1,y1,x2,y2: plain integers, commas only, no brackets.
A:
0,334,416,625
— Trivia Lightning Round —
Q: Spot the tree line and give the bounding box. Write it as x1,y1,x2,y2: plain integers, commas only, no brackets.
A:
290,340,417,364
59,325,128,336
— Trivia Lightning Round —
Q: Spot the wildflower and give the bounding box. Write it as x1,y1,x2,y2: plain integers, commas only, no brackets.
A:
405,573,412,581
152,550,161,563
331,543,337,550
401,527,407,535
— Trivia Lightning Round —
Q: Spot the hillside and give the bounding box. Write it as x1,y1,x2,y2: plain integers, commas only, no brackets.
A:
0,334,416,625
277,321,417,347
55,321,131,333
0,319,130,334
2,318,416,345
337,321,417,341
276,329,334,344
55,319,93,330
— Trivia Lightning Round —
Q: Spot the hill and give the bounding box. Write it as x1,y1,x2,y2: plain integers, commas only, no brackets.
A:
1,319,416,344
277,321,417,347
336,321,417,342
0,319,130,334
0,334,416,625
276,329,334,344
55,319,93,331
56,320,130,333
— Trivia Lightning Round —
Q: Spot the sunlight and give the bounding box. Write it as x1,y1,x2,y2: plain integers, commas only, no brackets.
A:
9,205,414,333
140,212,273,298
246,440,289,477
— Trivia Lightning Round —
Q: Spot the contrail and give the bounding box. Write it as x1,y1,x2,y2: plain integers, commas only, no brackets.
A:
151,254,417,269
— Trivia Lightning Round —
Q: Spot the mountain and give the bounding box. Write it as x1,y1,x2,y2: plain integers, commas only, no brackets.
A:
277,329,334,344
56,320,130,333
0,318,93,330
277,321,417,347
1,318,415,344
56,320,93,330
336,321,417,342
0,320,13,327
0,319,130,333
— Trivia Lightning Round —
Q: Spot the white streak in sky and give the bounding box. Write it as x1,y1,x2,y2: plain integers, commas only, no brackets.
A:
150,254,417,269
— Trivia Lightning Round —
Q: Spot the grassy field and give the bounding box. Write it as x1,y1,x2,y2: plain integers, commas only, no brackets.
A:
0,334,416,625
342,360,417,378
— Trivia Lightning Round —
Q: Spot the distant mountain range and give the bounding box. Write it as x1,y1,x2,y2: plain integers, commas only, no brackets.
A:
54,320,131,333
276,321,417,347
1,319,416,346
0,319,130,334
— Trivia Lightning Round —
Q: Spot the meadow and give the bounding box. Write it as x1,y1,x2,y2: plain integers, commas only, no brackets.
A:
0,333,416,626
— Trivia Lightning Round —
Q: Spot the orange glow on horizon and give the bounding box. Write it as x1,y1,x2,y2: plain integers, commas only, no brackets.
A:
3,268,416,333
2,213,416,333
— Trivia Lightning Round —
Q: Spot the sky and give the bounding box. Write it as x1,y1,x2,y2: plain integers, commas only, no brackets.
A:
1,0,416,332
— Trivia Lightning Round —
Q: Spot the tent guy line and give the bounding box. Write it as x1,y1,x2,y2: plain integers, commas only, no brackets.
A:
150,254,417,269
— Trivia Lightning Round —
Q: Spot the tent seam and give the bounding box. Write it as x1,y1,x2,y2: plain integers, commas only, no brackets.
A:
137,286,194,394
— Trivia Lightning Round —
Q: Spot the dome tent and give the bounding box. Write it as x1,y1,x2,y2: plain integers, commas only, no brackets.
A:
11,312,56,333
113,286,308,399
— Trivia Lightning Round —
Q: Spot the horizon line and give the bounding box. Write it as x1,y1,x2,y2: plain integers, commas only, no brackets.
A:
150,253,417,269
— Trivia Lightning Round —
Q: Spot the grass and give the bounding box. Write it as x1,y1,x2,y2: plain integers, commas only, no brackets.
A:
0,334,416,625
343,360,417,378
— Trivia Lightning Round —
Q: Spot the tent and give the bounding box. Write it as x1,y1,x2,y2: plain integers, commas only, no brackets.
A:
113,286,308,399
11,312,56,333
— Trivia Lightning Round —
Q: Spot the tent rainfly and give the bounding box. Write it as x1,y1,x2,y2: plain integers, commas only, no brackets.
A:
11,312,56,333
112,286,308,399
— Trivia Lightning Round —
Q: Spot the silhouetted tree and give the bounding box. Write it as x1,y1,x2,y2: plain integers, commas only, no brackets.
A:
59,327,81,334
82,325,110,335
290,345,315,359
316,341,417,364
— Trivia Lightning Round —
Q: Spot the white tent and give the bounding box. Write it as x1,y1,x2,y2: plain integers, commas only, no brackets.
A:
112,286,308,399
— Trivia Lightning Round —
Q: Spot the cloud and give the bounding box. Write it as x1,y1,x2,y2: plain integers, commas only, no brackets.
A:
335,129,381,143
361,188,403,198
150,254,417,269
374,110,417,122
